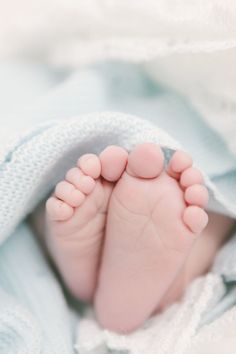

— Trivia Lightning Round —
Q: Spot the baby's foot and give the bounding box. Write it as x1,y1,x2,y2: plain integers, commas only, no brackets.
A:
45,146,128,301
95,143,209,333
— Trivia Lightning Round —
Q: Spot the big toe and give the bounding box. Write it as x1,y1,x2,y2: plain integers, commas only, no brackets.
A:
126,143,164,178
100,146,128,182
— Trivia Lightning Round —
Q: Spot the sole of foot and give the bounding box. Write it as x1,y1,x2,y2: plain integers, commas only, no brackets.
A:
95,143,209,333
45,146,128,301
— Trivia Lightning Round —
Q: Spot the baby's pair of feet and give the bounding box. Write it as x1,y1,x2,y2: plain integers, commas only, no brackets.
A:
46,143,209,333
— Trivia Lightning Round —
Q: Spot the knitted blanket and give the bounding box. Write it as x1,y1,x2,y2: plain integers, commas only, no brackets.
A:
0,107,236,354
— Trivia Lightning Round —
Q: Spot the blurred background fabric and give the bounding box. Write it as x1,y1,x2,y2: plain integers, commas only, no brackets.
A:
0,0,236,155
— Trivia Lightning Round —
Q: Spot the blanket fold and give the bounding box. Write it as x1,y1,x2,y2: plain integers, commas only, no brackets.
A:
0,223,74,354
1,109,236,245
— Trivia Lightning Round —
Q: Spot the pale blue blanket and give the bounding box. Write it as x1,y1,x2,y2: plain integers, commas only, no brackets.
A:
0,62,236,353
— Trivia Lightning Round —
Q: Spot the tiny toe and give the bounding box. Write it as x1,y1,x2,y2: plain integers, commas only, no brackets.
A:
180,167,204,188
78,175,96,194
170,151,193,172
78,154,101,179
55,181,85,207
168,150,192,178
184,185,209,208
183,206,209,234
127,143,164,178
46,197,74,221
100,146,128,182
66,167,96,194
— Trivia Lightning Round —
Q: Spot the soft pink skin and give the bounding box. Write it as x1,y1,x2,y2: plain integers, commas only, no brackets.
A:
46,147,128,301
46,143,213,333
94,145,208,332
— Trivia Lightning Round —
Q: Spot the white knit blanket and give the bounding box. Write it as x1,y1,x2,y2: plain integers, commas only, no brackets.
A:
0,113,236,354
